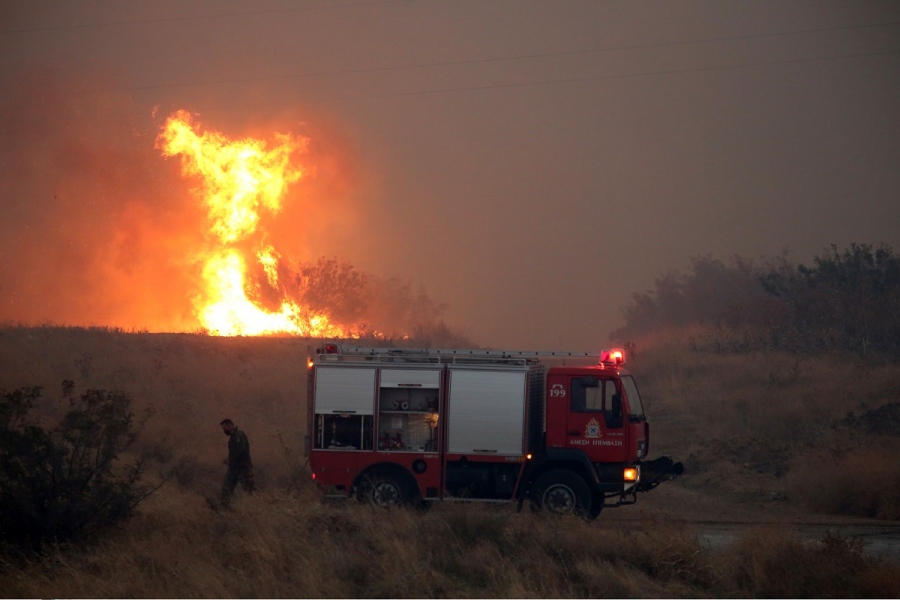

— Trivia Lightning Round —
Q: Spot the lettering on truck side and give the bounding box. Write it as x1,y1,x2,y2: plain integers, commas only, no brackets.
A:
569,439,623,446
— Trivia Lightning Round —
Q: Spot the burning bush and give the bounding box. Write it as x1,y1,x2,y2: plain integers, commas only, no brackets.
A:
291,256,471,345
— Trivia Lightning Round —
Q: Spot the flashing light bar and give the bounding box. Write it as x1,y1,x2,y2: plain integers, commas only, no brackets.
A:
600,349,625,366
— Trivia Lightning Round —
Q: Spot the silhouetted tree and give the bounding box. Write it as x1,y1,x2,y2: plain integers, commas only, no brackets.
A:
290,256,471,344
761,243,900,355
613,254,776,341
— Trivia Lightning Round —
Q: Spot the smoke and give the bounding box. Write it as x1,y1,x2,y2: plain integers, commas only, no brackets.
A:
0,68,204,330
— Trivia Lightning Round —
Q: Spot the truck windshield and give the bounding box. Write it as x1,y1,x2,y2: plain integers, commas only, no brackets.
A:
620,376,645,420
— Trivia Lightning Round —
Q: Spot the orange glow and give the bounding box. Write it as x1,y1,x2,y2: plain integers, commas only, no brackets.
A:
623,467,638,482
157,110,352,337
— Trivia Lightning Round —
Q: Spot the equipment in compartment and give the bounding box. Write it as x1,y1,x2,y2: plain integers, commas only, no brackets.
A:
377,408,439,452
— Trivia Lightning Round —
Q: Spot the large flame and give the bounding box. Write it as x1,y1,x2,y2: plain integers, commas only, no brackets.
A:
157,110,349,337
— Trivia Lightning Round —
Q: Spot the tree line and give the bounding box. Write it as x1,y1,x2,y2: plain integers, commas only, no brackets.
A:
612,243,900,356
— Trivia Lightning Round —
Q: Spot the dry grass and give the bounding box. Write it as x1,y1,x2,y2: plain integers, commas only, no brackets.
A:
787,444,900,520
2,326,900,597
718,526,900,598
1,485,897,598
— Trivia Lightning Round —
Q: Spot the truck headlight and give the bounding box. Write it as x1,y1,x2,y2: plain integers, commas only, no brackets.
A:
637,440,647,458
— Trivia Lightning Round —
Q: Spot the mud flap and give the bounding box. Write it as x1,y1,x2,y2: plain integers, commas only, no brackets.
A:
637,456,684,492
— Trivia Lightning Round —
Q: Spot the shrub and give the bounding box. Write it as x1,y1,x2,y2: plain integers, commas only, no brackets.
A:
0,381,156,550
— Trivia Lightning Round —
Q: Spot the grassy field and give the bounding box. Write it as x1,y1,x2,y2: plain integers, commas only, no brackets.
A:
1,326,899,597
625,336,900,520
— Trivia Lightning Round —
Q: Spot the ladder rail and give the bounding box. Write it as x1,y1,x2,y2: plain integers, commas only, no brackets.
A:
336,345,601,357
312,344,604,366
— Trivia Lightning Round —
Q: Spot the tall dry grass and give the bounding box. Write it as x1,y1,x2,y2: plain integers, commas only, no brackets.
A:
2,484,898,598
2,326,900,597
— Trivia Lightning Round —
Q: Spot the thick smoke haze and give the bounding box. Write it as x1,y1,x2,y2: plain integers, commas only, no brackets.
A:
2,1,899,349
0,71,199,330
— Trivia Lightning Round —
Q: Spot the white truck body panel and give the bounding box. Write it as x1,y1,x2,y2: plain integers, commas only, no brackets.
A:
446,366,528,455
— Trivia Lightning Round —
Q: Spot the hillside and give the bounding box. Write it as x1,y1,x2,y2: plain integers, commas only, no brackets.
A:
0,327,312,496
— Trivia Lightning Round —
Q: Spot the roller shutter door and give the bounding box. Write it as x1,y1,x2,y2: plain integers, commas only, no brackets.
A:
447,369,527,455
314,366,376,414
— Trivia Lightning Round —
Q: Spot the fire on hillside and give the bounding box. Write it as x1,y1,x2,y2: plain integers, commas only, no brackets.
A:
157,110,353,337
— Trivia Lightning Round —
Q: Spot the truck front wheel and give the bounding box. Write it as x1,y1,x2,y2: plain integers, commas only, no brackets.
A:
531,470,593,518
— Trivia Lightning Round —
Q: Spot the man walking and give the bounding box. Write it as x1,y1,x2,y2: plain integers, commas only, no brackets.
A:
220,418,254,507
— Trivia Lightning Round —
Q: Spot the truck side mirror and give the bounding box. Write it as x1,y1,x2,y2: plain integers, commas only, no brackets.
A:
608,394,623,428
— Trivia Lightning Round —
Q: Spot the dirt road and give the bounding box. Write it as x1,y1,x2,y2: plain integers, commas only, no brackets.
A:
691,521,900,559
602,483,900,560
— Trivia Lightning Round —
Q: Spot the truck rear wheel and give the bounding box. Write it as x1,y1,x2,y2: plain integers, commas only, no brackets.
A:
356,470,415,508
531,470,593,518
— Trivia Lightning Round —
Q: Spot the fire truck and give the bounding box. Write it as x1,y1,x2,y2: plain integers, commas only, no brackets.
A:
306,344,683,518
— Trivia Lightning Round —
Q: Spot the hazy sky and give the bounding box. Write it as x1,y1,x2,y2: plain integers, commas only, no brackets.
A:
1,0,899,350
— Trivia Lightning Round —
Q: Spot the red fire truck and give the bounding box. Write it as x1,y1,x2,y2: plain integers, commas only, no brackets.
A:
306,344,683,518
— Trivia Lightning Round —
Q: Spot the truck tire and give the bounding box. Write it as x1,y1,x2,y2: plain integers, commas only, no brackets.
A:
531,469,593,518
356,470,415,508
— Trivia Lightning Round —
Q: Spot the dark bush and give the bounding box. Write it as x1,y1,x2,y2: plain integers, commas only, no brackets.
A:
761,243,900,355
0,382,155,550
613,243,900,357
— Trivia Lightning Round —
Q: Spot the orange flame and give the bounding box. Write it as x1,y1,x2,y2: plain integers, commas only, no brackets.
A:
157,110,350,337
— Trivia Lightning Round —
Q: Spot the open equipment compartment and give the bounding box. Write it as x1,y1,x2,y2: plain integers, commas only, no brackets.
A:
377,367,440,452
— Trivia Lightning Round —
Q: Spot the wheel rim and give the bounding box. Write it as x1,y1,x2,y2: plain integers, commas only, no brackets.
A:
542,484,577,514
370,480,401,508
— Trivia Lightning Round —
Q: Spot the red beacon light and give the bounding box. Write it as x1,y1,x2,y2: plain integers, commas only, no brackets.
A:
600,348,625,366
319,343,341,354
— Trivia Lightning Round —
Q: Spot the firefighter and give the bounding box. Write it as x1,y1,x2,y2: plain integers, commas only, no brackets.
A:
220,418,254,507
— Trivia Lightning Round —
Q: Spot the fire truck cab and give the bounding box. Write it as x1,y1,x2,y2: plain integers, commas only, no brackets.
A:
306,344,682,519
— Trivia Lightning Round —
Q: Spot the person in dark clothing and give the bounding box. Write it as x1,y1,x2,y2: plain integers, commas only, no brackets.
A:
220,418,254,507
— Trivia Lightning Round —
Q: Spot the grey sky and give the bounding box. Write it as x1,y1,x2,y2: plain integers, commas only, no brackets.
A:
2,1,899,350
